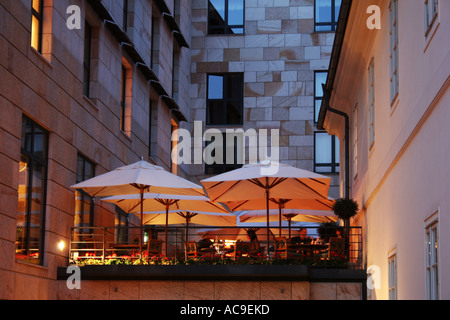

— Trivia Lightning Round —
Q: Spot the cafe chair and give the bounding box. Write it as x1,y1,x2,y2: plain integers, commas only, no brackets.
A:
328,237,345,258
274,237,287,259
184,241,198,259
146,239,163,257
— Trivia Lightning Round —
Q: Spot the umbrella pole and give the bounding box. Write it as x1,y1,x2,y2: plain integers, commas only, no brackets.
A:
278,203,282,237
265,185,270,258
165,204,169,257
140,188,144,259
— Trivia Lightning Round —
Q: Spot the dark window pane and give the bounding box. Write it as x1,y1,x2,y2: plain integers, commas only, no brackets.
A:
208,101,226,125
33,127,47,158
21,118,33,152
227,101,242,124
227,74,243,99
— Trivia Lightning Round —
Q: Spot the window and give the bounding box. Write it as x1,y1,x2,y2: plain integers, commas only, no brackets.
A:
120,61,132,134
150,15,161,75
207,73,243,126
315,0,342,32
170,119,179,174
16,116,48,264
120,65,127,131
208,0,244,35
352,104,358,179
368,58,375,149
315,71,328,123
123,0,128,32
75,154,95,234
425,0,438,34
314,132,340,174
172,42,181,101
388,252,397,300
389,0,399,104
205,132,243,174
115,206,129,244
31,0,43,52
426,220,439,300
83,21,92,97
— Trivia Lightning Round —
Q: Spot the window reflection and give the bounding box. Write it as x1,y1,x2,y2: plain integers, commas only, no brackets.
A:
208,0,244,35
16,117,48,264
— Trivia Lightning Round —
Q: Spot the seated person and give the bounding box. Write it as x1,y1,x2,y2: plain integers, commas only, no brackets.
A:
289,228,312,245
197,233,215,252
246,229,263,257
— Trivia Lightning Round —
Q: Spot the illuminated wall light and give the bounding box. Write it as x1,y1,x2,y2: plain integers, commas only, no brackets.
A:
58,240,65,251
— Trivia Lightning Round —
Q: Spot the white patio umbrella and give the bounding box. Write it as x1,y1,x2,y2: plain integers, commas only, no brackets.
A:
71,160,205,255
101,193,233,254
227,197,336,236
238,208,338,238
140,210,237,242
201,161,332,254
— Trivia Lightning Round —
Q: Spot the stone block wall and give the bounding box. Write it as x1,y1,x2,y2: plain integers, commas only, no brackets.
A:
0,0,192,299
189,0,339,195
55,279,362,300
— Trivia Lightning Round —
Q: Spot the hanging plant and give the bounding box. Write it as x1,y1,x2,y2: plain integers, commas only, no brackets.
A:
332,198,359,220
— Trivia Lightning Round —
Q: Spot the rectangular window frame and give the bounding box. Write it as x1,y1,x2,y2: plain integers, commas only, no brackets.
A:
208,0,245,35
425,215,439,300
17,116,49,265
388,250,398,300
75,154,96,234
389,0,399,106
314,71,328,124
424,0,438,35
352,103,358,180
83,21,92,98
314,0,341,32
314,131,340,174
31,0,44,52
368,58,375,150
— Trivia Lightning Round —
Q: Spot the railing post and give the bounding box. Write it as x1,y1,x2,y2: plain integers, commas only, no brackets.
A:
102,227,106,262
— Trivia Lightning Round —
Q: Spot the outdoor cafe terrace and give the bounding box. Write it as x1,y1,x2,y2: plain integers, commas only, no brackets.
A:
68,224,363,269
59,160,365,283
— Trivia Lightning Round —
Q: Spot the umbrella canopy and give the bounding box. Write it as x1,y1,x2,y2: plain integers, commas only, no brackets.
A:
102,193,229,214
141,210,237,226
226,198,335,212
227,197,336,236
101,193,234,252
71,160,205,197
238,209,338,238
201,161,332,253
71,160,205,255
238,209,338,224
201,161,331,202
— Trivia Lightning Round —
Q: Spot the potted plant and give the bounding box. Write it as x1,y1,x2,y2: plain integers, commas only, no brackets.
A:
332,198,359,221
332,198,359,258
317,221,339,243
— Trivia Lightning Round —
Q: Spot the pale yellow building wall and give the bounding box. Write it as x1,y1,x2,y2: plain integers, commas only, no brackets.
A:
323,0,450,299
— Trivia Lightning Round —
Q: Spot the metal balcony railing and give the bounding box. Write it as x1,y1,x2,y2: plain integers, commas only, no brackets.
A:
69,225,363,269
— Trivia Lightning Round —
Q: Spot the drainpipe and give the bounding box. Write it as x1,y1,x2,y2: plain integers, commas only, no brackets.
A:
322,84,350,200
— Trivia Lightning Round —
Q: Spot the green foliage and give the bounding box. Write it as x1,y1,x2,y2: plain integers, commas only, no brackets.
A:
332,198,359,220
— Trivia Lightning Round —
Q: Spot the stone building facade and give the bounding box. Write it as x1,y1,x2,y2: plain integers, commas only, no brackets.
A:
0,0,190,299
1,0,342,299
189,0,340,198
